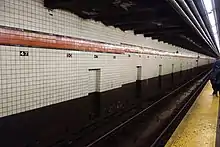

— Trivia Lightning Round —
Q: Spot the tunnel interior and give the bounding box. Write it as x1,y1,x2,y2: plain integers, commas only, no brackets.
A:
0,0,219,147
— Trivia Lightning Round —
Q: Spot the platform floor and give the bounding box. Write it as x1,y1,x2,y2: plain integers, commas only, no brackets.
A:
165,81,220,147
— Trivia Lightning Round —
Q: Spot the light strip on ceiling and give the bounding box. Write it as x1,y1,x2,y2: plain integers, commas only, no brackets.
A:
203,0,220,51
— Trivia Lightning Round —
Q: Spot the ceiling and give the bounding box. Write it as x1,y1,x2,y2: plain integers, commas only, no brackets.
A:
44,0,219,57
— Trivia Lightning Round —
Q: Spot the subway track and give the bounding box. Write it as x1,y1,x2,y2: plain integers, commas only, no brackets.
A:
85,70,210,147
50,67,211,147
150,70,210,147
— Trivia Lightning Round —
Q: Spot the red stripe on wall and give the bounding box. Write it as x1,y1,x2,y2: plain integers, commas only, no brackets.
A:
0,27,127,54
0,27,205,59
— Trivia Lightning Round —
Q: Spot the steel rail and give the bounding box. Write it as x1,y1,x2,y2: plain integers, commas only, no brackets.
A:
150,69,211,147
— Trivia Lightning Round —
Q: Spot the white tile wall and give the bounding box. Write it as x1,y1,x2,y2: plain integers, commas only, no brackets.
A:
0,0,214,117
0,46,212,117
0,46,89,116
88,70,97,93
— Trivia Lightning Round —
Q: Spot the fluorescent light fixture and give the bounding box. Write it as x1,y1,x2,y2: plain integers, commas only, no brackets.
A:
203,0,220,51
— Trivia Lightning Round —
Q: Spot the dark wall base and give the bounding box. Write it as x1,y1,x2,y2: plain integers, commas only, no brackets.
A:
0,65,212,147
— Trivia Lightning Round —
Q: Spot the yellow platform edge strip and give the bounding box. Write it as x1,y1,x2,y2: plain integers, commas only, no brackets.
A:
165,81,220,147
